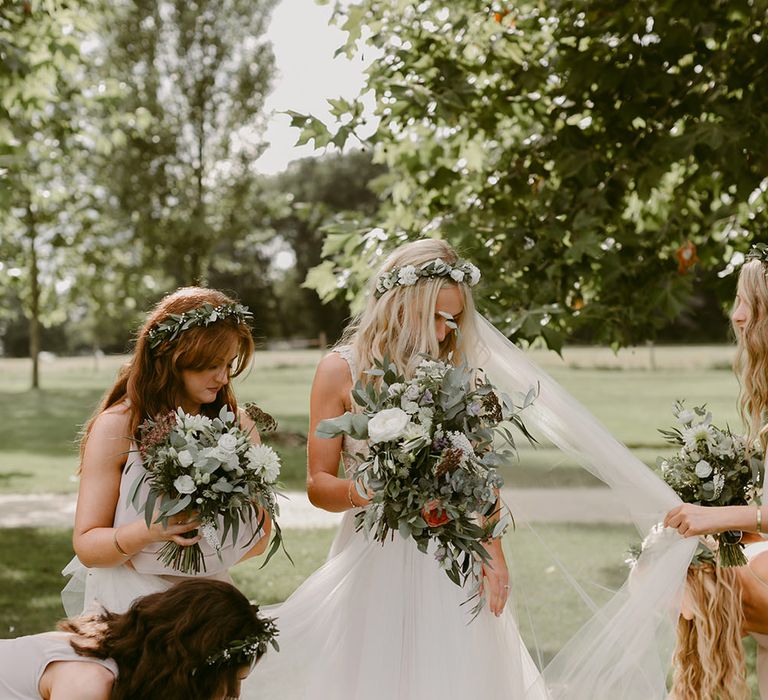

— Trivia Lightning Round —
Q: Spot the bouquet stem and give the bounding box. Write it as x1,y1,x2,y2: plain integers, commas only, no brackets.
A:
157,537,206,574
717,532,747,567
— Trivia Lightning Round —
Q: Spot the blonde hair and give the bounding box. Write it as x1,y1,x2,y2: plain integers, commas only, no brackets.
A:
672,564,748,700
338,239,480,380
734,259,768,449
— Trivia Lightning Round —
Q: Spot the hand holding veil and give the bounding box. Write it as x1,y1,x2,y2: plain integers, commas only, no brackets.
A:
474,314,698,700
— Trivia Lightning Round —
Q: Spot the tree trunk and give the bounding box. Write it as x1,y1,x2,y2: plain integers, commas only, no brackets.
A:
26,203,40,390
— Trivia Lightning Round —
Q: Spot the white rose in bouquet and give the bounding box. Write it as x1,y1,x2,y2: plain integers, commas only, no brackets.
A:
695,460,713,478
218,433,238,453
173,474,196,494
368,407,410,443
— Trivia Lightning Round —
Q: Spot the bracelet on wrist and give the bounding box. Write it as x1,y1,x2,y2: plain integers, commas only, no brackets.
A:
113,528,131,558
347,480,358,509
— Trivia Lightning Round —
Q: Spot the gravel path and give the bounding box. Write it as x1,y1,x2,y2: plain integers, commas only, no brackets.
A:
0,488,632,529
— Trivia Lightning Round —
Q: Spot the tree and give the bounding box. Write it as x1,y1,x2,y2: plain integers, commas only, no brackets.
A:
98,0,277,287
0,0,127,386
274,150,386,341
298,0,768,350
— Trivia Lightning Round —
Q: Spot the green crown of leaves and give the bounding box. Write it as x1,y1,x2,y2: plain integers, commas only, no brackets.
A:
147,302,253,349
746,243,768,265
374,257,481,298
205,614,279,667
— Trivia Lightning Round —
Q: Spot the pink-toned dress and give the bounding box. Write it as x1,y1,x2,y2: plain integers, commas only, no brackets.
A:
0,632,117,699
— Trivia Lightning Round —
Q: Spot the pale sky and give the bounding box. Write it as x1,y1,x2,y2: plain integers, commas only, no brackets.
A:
255,0,376,174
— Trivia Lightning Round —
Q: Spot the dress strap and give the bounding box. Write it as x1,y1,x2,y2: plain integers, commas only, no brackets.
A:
333,345,358,382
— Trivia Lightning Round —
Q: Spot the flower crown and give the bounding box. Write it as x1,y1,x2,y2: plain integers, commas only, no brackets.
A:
147,302,253,349
746,243,768,265
205,614,279,667
374,257,481,298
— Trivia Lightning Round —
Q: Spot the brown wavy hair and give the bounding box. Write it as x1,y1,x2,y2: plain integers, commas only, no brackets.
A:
671,563,749,700
59,579,273,700
80,287,255,456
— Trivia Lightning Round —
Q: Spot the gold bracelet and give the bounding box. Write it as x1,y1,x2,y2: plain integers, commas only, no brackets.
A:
113,528,131,558
347,480,357,509
757,505,763,534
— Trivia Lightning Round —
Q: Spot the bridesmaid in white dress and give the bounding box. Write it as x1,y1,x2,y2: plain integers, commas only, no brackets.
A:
62,287,271,616
246,239,547,699
665,250,768,698
1,579,272,700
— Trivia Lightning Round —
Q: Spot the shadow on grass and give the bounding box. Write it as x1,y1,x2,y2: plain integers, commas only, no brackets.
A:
0,527,72,638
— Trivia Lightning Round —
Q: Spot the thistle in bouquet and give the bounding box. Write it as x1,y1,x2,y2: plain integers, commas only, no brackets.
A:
129,405,288,574
317,354,536,614
658,401,764,567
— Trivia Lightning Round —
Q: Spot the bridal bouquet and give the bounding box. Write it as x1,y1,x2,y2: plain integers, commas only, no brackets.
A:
658,401,764,566
130,405,285,574
317,355,535,610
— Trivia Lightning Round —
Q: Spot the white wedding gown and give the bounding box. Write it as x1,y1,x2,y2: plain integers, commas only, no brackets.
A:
243,347,547,700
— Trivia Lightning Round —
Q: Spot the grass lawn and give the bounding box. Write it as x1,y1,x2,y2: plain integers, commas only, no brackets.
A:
0,348,742,494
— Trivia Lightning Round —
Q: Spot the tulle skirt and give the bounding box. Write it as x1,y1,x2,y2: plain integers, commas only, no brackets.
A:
61,556,232,616
243,511,547,700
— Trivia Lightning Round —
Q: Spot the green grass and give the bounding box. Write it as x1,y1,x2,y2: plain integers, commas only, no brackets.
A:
0,349,743,494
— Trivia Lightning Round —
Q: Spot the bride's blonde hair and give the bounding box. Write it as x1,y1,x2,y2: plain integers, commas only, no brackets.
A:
734,259,768,450
338,239,480,380
671,563,748,700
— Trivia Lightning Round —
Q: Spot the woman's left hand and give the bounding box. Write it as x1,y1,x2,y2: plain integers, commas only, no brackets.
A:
480,538,510,617
663,503,727,536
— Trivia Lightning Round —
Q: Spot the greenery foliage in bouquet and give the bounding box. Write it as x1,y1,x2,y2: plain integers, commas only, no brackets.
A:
317,354,536,613
658,401,764,567
130,405,287,574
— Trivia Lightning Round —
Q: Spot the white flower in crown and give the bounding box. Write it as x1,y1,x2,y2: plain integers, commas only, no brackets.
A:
398,265,418,286
450,268,465,282
467,263,481,285
429,257,450,274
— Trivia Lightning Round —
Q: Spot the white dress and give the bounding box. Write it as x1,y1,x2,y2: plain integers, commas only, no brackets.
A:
243,347,546,700
61,438,264,616
745,464,768,699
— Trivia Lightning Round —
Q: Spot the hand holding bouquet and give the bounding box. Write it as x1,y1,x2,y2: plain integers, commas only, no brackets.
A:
658,401,764,566
317,355,535,613
130,405,286,574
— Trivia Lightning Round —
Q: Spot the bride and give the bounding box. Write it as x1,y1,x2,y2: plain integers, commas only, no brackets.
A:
246,238,547,699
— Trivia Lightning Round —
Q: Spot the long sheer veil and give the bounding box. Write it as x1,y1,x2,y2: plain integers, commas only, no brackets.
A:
474,313,698,699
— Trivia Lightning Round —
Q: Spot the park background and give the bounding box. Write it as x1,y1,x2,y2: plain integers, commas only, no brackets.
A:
2,0,768,695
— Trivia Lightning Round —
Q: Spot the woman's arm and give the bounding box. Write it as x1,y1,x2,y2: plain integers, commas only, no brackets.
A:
236,410,271,559
73,406,200,567
664,503,764,537
306,353,370,513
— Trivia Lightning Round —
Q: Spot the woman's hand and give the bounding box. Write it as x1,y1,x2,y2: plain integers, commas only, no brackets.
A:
146,509,202,546
480,538,510,617
663,503,728,537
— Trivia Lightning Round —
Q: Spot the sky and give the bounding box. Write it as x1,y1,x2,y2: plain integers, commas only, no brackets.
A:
254,0,374,175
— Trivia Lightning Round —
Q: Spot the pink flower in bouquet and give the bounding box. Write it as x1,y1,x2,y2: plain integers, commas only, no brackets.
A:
422,500,451,528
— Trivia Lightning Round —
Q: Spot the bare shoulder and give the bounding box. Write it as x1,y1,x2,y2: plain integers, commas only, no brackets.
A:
90,402,131,437
46,659,114,700
751,549,768,578
314,351,352,386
